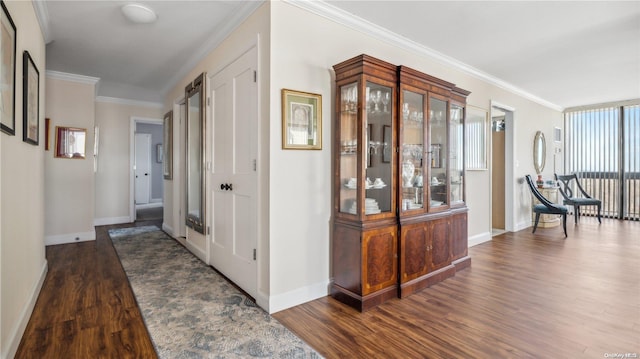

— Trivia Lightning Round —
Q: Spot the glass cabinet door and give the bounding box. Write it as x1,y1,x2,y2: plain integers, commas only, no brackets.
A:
450,104,465,205
338,82,359,214
399,89,425,212
429,96,448,209
364,81,393,215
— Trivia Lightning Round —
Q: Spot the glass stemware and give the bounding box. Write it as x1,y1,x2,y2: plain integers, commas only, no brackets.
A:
381,92,390,112
373,90,382,112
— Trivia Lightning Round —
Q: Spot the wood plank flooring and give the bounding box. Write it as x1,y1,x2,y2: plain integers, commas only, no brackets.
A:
15,217,639,358
15,221,159,359
273,218,640,358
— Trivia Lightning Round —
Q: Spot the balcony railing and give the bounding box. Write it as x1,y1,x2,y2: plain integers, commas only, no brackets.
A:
571,171,640,220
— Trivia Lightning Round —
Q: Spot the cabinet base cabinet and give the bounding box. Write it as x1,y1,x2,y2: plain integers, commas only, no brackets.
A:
399,214,457,298
451,210,472,271
331,221,398,311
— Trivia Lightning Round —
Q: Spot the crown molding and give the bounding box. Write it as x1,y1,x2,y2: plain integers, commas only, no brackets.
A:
563,98,640,113
286,0,564,112
161,0,264,96
95,96,164,109
32,0,52,43
46,70,100,85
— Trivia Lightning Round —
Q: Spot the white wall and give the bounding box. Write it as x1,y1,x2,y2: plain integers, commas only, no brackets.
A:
44,75,97,245
160,1,562,314
164,3,271,304
267,2,562,310
0,2,47,357
94,100,163,225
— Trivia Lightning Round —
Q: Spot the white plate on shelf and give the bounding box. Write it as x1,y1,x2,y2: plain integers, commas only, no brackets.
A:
430,200,443,206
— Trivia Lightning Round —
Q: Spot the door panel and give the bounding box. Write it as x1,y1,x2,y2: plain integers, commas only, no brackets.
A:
363,227,397,295
429,218,451,271
135,133,151,205
400,224,428,282
210,47,258,298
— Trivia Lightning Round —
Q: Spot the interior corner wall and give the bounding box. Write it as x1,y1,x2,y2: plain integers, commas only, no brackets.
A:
94,101,163,225
164,2,271,306
44,77,96,245
0,2,47,358
267,2,562,311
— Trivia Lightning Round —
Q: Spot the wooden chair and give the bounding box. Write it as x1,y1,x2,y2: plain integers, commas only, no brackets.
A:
525,175,568,237
554,173,602,224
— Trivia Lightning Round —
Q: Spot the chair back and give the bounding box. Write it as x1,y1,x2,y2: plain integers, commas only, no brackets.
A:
554,173,593,200
525,175,556,209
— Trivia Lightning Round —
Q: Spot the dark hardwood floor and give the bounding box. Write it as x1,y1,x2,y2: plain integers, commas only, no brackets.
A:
15,220,160,359
16,217,639,358
274,217,640,358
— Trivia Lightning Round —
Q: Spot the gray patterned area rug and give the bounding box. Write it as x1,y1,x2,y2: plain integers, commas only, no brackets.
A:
109,225,322,359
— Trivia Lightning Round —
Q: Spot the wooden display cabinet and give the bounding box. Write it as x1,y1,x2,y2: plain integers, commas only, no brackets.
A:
397,66,471,297
331,55,399,311
331,55,472,310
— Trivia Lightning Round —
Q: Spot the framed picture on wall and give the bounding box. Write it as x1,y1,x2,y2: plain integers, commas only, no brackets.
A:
281,89,322,150
23,51,39,145
0,1,16,136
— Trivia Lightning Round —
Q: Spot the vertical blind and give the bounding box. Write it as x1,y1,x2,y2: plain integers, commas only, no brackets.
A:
564,103,640,220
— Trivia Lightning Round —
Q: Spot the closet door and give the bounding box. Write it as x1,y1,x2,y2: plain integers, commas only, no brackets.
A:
209,47,258,298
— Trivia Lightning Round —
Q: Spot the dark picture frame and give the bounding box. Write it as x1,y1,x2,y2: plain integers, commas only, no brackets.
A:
0,1,16,135
23,51,39,145
163,110,173,179
45,118,50,150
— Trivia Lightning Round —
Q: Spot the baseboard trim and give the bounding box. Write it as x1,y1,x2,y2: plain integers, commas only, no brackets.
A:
4,260,48,359
94,216,131,226
45,230,96,246
469,231,492,247
514,220,531,232
185,241,207,263
162,223,174,237
267,279,330,314
135,202,163,210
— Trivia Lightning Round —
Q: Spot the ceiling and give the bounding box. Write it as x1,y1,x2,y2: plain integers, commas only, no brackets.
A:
40,1,640,109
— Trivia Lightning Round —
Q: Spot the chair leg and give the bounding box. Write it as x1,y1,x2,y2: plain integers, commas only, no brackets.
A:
574,206,579,223
533,213,541,233
562,213,567,237
597,204,602,224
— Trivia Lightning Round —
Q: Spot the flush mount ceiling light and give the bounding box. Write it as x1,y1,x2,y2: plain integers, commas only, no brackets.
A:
121,3,157,24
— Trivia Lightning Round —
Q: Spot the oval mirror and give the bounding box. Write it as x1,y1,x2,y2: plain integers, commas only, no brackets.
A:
533,130,546,174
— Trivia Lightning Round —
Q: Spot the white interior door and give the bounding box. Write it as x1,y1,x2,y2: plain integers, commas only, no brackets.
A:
135,133,152,205
209,47,258,298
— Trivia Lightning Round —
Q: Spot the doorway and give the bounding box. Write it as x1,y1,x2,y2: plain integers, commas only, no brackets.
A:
491,103,515,235
130,117,163,222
